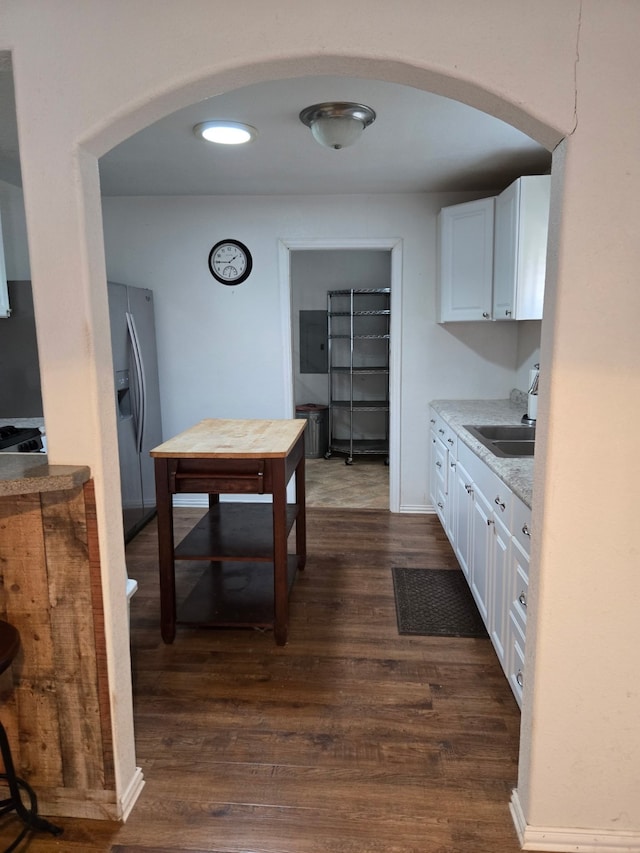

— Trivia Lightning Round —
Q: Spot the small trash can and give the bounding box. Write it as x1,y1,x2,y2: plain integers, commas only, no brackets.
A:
295,403,329,459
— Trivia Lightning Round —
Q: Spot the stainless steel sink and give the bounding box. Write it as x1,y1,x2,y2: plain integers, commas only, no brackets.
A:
463,424,536,457
490,439,535,457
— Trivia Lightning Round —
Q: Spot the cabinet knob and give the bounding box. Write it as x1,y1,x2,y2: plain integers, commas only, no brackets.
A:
438,428,445,435
487,518,495,527
465,484,473,494
447,437,454,445
516,670,524,688
505,309,512,317
430,418,436,424
518,591,527,609
494,496,506,511
435,461,442,469
522,523,531,537
437,501,444,509
450,461,456,469
482,312,490,319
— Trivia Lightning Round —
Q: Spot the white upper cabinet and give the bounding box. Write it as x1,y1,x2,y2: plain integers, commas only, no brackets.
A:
437,175,550,323
437,197,495,322
492,174,551,321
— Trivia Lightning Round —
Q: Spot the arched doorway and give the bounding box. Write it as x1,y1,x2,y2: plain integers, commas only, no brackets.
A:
90,61,560,824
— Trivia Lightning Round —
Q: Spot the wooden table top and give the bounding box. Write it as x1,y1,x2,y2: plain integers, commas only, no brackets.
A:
150,418,306,459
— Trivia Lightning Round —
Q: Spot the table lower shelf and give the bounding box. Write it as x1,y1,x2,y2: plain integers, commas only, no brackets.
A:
177,556,300,629
174,502,299,561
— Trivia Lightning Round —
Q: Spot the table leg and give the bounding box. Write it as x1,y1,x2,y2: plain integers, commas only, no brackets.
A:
272,458,288,646
154,458,176,643
295,449,306,570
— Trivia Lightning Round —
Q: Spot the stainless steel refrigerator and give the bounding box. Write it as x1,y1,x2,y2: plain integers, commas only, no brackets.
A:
108,282,163,542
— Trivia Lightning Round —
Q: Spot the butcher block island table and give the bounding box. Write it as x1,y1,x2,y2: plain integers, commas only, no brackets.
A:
151,418,306,645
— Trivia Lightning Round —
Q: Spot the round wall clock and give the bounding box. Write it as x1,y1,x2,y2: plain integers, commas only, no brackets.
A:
208,239,253,285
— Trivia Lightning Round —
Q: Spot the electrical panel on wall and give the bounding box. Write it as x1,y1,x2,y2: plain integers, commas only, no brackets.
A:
0,211,10,318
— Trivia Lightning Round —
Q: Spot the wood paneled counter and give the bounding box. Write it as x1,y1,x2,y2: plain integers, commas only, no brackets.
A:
151,419,306,646
0,456,119,819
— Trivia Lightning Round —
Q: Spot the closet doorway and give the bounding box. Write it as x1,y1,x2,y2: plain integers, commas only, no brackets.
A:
281,240,402,512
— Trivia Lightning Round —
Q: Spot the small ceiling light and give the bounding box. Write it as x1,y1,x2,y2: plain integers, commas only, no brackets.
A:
299,102,376,150
194,121,257,145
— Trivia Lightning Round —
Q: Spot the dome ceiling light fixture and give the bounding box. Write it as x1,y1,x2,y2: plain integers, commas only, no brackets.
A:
299,102,376,150
193,121,258,145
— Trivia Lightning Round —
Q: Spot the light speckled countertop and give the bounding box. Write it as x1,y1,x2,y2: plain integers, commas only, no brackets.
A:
0,454,90,496
430,395,534,507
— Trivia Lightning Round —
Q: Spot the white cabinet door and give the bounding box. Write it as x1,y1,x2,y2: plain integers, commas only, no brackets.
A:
489,514,511,674
451,456,473,580
493,175,550,321
506,500,531,708
469,486,492,623
438,197,495,322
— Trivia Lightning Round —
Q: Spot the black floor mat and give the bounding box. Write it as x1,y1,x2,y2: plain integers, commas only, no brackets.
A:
392,567,488,638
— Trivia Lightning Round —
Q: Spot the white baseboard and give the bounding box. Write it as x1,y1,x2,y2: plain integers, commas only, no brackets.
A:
399,504,430,514
510,789,640,852
119,766,145,821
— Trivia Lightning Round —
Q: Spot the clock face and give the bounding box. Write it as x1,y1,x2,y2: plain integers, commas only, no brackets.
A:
208,239,252,285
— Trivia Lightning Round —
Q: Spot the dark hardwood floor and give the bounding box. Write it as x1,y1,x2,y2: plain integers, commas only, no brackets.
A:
0,508,523,853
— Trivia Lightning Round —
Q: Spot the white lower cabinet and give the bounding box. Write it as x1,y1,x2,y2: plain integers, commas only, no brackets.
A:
469,485,492,624
429,412,457,533
451,456,472,580
429,428,448,527
489,514,511,673
430,407,531,708
506,501,531,707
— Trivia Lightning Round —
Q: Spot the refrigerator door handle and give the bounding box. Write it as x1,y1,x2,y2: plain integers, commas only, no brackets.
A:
126,310,147,454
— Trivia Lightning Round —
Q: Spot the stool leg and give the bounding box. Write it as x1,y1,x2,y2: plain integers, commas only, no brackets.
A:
0,722,63,842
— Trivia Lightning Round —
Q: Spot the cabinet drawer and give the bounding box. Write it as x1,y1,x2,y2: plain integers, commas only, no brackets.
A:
512,495,532,554
510,544,529,636
458,443,513,526
429,410,457,457
431,433,448,488
169,458,269,494
509,620,525,708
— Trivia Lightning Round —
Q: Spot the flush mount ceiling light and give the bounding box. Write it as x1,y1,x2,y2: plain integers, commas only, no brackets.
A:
193,121,257,145
299,102,376,150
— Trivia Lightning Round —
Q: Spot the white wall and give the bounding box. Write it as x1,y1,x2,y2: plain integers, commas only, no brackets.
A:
102,191,522,511
515,320,542,391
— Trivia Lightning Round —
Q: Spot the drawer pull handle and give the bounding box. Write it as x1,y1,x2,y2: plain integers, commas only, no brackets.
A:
435,461,442,469
482,311,490,319
465,484,473,495
516,670,524,688
447,438,454,445
437,501,444,509
450,461,456,469
522,523,531,537
438,428,445,435
518,592,527,609
430,418,436,424
487,518,494,527
494,496,506,511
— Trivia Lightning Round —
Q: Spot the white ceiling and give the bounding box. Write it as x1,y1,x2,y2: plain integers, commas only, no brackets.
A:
0,65,551,197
